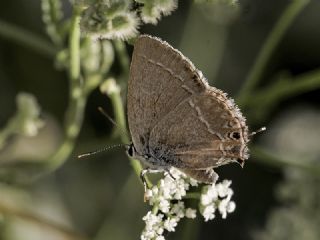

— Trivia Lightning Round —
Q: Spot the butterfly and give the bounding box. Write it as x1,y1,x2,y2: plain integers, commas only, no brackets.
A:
126,35,255,184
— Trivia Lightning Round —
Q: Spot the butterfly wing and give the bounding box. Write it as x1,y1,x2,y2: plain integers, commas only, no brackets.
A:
148,88,249,169
128,35,208,154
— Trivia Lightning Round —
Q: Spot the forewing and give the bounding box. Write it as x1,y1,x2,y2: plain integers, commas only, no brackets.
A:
148,88,249,169
127,35,208,153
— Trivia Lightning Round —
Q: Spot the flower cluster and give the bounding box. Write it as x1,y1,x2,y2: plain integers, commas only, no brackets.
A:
200,179,236,221
79,0,178,40
141,168,236,240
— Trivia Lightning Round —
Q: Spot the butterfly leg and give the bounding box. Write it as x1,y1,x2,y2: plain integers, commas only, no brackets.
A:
140,168,149,192
140,168,164,191
140,168,165,202
164,168,176,181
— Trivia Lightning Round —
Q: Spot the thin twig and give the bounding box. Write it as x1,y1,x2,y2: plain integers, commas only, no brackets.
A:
0,19,56,57
237,0,310,106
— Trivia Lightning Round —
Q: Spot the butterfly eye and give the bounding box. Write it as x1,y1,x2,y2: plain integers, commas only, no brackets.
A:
231,132,240,140
127,144,135,157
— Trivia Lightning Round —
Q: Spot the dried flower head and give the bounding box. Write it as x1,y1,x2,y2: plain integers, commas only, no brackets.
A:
81,2,139,40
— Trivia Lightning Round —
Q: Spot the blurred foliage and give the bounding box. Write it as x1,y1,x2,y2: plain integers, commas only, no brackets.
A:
253,168,320,240
0,0,320,239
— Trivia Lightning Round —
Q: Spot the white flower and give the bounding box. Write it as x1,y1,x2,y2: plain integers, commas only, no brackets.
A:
201,183,219,206
161,178,173,199
145,189,153,199
218,199,229,219
169,168,185,179
143,212,163,230
156,227,164,235
141,211,165,240
207,185,219,200
170,202,185,218
185,208,197,219
201,193,212,206
164,217,179,232
217,180,232,198
203,205,216,221
173,179,188,199
159,198,170,213
200,180,236,221
227,201,236,213
155,236,165,240
141,168,237,239
189,178,199,187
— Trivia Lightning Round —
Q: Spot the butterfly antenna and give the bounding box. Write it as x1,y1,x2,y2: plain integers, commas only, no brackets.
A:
78,144,126,159
97,107,130,143
249,126,266,137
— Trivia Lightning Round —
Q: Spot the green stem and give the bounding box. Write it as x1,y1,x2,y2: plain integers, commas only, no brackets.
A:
45,6,84,171
109,89,129,144
114,40,130,77
237,0,310,106
69,8,81,82
110,89,150,187
251,146,320,175
184,192,201,199
152,205,159,215
0,19,56,57
180,217,200,240
107,84,147,182
268,69,320,99
245,68,320,122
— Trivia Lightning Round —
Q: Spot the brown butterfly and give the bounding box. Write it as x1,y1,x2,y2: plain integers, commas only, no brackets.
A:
126,35,261,184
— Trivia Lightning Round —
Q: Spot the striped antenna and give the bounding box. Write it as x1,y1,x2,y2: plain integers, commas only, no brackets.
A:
78,144,126,159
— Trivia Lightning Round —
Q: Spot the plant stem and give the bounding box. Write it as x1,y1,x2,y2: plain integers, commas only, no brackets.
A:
108,87,149,187
114,40,130,77
184,192,201,199
0,19,56,57
237,0,310,106
245,68,320,122
45,6,84,171
267,69,320,100
109,89,129,144
69,9,81,83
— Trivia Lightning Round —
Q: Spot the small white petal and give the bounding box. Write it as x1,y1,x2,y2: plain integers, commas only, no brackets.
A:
202,205,216,221
159,199,170,213
227,201,236,213
218,199,229,219
164,217,179,232
189,178,199,187
155,236,165,240
217,180,232,198
145,189,153,199
152,185,159,195
185,208,197,219
171,202,185,218
207,186,218,200
156,227,164,235
201,194,212,206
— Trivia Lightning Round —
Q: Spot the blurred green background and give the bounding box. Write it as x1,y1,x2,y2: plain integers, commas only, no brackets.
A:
0,0,320,240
